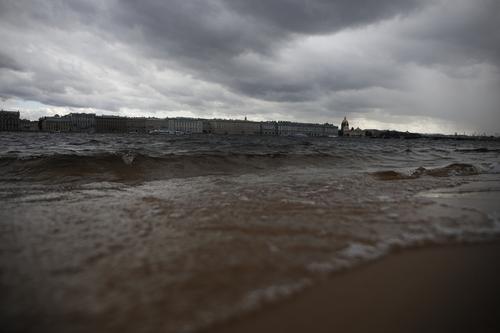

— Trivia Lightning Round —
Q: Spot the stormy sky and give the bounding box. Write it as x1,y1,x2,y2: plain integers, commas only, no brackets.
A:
1,0,499,134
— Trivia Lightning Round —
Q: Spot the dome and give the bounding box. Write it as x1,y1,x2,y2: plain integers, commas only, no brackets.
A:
341,117,349,128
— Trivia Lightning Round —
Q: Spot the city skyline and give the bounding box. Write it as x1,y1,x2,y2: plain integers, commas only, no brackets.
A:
0,109,500,139
0,109,341,137
1,1,499,135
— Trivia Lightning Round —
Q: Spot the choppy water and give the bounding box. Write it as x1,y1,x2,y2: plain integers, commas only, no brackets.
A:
1,132,500,333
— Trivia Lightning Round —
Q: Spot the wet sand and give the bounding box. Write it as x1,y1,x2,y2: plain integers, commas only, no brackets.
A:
203,242,500,333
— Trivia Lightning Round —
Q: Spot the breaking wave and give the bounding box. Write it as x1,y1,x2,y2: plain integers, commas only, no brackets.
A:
0,151,339,183
371,163,481,180
455,147,500,153
1,133,499,184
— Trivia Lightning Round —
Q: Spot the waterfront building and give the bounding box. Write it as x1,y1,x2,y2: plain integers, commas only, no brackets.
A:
206,119,261,135
202,120,211,134
322,123,339,137
40,115,71,132
95,115,127,133
344,127,365,137
339,117,350,136
6,110,341,137
277,121,335,137
168,118,203,134
126,117,147,133
145,118,169,132
19,119,39,131
0,110,20,131
276,122,293,136
338,117,365,137
261,121,278,136
67,113,96,132
39,113,95,132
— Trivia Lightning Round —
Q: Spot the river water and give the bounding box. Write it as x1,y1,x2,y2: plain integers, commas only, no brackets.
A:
1,132,499,333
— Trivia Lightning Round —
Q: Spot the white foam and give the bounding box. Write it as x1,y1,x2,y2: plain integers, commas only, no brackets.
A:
80,182,125,190
307,241,404,275
306,261,337,274
488,212,500,226
243,279,311,310
487,161,500,174
338,242,388,261
307,222,500,276
121,152,135,165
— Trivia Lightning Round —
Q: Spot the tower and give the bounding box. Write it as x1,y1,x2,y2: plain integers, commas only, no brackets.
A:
340,116,349,136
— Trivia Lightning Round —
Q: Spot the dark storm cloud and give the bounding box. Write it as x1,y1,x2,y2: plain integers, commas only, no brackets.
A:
390,0,500,67
106,0,500,104
0,0,499,133
0,52,22,71
0,0,99,29
0,0,428,104
109,0,428,98
222,0,425,34
114,0,426,58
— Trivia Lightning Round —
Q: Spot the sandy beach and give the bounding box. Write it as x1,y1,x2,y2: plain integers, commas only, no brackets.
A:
203,242,500,333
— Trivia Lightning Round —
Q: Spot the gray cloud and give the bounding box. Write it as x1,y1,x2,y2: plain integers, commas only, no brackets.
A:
0,0,499,133
222,0,426,34
387,0,500,67
0,52,22,71
108,0,428,97
113,0,427,57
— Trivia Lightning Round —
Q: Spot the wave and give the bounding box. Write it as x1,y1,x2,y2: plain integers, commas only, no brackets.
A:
0,151,340,183
455,148,500,153
1,149,494,184
371,163,480,180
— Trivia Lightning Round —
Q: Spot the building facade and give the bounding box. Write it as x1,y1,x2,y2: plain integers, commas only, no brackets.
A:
40,115,71,132
19,119,39,131
96,115,127,133
338,117,366,137
168,118,203,134
145,118,169,132
204,120,337,137
67,113,96,132
343,127,365,137
38,113,95,132
5,110,342,137
277,121,336,137
322,123,338,137
126,117,147,133
0,110,20,131
339,117,350,136
261,121,278,136
206,119,261,135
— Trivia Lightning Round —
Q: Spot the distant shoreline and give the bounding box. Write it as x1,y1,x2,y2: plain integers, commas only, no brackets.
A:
2,110,498,139
1,130,499,142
